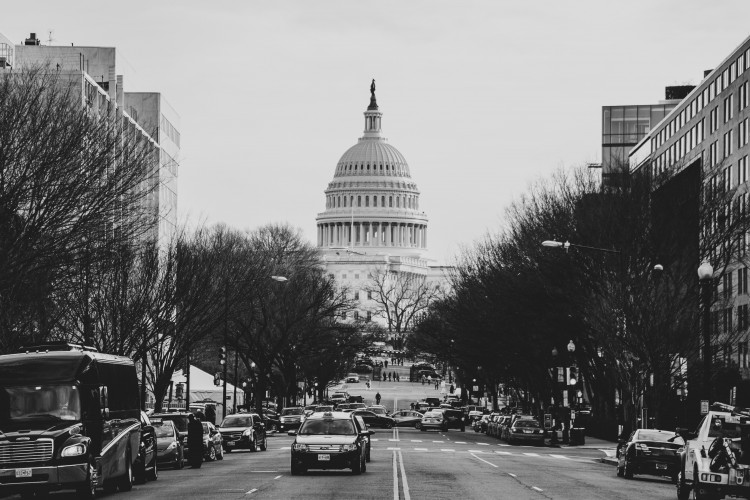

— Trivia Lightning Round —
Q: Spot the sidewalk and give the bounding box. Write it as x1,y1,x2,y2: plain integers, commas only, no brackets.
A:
547,432,619,465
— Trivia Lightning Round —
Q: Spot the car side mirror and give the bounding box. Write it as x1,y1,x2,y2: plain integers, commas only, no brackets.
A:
288,430,297,436
368,430,375,436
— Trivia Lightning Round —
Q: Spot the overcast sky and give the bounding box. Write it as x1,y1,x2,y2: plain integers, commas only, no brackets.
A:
4,1,750,263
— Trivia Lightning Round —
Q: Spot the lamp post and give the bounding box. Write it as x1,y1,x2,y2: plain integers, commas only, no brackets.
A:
698,261,714,403
223,275,288,419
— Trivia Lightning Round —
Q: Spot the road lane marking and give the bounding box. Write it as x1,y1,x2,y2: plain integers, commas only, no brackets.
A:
249,470,278,472
410,440,422,442
523,453,540,457
279,447,290,450
432,440,444,443
388,438,400,441
387,447,401,450
509,473,517,477
495,451,511,455
398,450,411,500
468,450,485,453
532,487,543,492
471,452,498,468
274,475,282,480
393,451,398,500
245,489,258,495
441,449,455,452
476,442,489,446
455,441,467,444
498,444,510,446
414,447,428,451
549,454,568,459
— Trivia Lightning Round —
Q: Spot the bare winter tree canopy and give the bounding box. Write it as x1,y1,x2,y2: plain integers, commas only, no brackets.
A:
0,66,159,352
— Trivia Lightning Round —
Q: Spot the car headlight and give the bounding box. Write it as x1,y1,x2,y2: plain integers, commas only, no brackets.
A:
292,443,308,451
166,442,177,451
61,443,87,457
340,444,358,452
243,429,253,436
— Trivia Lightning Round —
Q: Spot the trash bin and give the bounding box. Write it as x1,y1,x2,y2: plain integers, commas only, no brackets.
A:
570,428,585,446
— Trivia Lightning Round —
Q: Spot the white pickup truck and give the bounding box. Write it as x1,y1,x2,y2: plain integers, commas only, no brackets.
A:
677,405,750,499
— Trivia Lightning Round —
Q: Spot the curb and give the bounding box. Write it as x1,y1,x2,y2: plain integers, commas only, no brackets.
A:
601,457,618,466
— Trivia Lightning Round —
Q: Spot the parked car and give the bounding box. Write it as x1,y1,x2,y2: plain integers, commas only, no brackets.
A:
135,411,159,483
435,408,465,431
617,428,684,481
219,413,267,452
506,419,545,446
346,373,360,383
351,410,395,429
201,421,224,461
153,419,184,469
392,410,424,428
289,411,372,475
151,412,190,450
279,407,305,432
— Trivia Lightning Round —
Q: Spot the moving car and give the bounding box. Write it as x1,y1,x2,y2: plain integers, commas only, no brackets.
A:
0,344,143,499
420,410,447,431
330,392,349,404
202,421,224,461
279,407,305,432
153,419,184,469
506,419,545,446
346,373,360,383
391,410,424,428
616,428,683,481
289,411,372,475
219,413,267,452
353,415,372,462
351,410,395,429
367,405,389,416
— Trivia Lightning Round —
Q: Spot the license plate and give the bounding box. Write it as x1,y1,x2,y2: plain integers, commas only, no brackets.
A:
15,468,32,478
228,440,236,446
524,430,532,434
656,463,667,470
318,454,331,461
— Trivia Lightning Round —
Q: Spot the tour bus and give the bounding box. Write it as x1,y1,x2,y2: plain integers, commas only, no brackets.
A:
0,343,142,498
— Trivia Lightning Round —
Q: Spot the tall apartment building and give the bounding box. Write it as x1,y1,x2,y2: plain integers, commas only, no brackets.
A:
629,34,750,378
6,32,179,247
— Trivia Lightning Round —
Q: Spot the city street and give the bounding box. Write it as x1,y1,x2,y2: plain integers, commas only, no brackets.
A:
3,427,676,500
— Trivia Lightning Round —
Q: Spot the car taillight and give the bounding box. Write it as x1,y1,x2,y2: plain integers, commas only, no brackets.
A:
637,443,650,453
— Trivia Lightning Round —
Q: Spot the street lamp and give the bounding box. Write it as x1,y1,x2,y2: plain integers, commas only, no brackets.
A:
698,261,714,402
567,340,575,353
224,275,288,419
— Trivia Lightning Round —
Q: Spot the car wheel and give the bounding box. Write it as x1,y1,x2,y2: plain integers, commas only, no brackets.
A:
352,454,363,475
420,427,426,432
676,469,690,500
147,456,158,481
623,455,633,479
415,422,421,430
250,434,258,452
693,466,717,500
217,444,224,460
175,451,183,469
208,445,217,461
118,452,133,491
386,422,393,429
134,455,146,484
260,435,267,451
76,456,97,500
616,462,624,477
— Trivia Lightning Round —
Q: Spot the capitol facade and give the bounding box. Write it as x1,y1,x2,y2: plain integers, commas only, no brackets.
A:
316,82,450,330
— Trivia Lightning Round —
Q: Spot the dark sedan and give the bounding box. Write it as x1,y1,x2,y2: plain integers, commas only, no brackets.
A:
617,428,684,481
391,410,424,428
351,409,395,428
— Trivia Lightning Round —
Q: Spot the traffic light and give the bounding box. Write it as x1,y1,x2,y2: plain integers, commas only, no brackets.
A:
567,367,577,386
175,383,184,400
219,346,226,365
214,372,222,386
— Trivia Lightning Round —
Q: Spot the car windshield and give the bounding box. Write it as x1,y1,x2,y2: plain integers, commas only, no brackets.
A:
221,416,253,428
424,412,441,417
1,385,81,422
154,422,175,438
636,430,682,442
708,418,743,439
315,406,333,412
514,420,540,428
282,408,304,416
299,419,356,435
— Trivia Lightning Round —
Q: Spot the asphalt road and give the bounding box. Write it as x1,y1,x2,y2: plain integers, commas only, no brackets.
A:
6,427,679,500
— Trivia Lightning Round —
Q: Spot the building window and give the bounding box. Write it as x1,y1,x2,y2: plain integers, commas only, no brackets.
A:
367,291,372,300
710,141,719,166
354,274,360,279
366,311,372,322
389,196,393,207
724,273,734,299
354,311,359,321
358,196,362,207
739,267,749,295
381,196,385,206
341,312,347,320
741,156,749,184
741,81,749,110
373,196,377,207
725,130,734,159
725,94,735,123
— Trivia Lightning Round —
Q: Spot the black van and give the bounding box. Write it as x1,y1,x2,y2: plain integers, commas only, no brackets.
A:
0,344,142,498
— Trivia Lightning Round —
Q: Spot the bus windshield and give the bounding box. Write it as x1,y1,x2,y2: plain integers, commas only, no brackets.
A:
1,385,81,422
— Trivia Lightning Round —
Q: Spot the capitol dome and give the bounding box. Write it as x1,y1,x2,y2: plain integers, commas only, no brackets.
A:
316,81,428,257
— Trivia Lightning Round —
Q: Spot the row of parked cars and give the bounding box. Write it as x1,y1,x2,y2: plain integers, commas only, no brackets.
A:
477,413,546,445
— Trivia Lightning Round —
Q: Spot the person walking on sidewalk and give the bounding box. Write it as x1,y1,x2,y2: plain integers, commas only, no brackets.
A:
375,392,381,405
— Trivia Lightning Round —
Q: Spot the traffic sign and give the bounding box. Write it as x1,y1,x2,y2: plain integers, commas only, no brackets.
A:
700,400,709,414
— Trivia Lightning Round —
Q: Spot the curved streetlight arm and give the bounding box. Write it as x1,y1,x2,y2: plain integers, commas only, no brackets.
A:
542,240,620,255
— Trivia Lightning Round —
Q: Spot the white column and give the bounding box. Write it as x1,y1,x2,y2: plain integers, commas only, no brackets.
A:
423,226,427,248
385,223,391,246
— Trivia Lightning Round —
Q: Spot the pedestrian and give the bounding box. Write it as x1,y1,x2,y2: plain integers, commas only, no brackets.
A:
187,413,204,468
435,380,439,390
384,360,388,369
449,384,455,394
421,375,425,385
427,375,432,386
376,392,382,405
410,402,415,410
396,374,400,382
